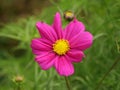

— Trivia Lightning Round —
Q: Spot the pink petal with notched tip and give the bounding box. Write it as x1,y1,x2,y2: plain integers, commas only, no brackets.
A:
54,56,74,76
31,38,52,55
35,52,56,70
64,19,85,40
36,22,57,42
53,12,63,39
69,31,93,51
67,50,85,63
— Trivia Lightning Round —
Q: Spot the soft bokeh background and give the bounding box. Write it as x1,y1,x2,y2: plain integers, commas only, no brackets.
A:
0,0,120,90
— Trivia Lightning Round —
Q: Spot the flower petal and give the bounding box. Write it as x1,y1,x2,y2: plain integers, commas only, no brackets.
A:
67,50,85,62
36,22,57,42
35,52,56,70
54,56,74,76
53,12,63,39
64,19,85,40
69,31,93,51
31,38,52,55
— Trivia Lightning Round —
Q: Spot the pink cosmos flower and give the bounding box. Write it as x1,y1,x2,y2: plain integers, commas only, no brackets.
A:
31,12,93,76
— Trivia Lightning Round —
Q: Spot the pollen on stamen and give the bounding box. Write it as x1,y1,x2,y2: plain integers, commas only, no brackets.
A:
53,39,70,55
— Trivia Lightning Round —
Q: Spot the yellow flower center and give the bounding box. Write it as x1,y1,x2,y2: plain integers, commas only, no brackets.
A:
53,39,70,55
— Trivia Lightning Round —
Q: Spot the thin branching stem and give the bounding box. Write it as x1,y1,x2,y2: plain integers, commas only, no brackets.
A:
95,57,120,90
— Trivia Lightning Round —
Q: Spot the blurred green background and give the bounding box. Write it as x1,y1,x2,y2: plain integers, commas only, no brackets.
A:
0,0,120,90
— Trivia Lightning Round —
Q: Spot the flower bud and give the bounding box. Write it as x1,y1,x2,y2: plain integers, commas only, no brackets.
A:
64,10,74,21
13,76,24,83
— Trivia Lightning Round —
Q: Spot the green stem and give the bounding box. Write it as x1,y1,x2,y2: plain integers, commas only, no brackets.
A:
95,58,120,90
17,83,21,90
34,63,38,90
64,76,72,90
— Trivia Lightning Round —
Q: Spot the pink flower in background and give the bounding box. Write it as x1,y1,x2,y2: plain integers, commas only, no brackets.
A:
31,12,93,76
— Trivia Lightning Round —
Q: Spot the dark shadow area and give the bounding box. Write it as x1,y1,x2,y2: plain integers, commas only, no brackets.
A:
0,0,52,26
